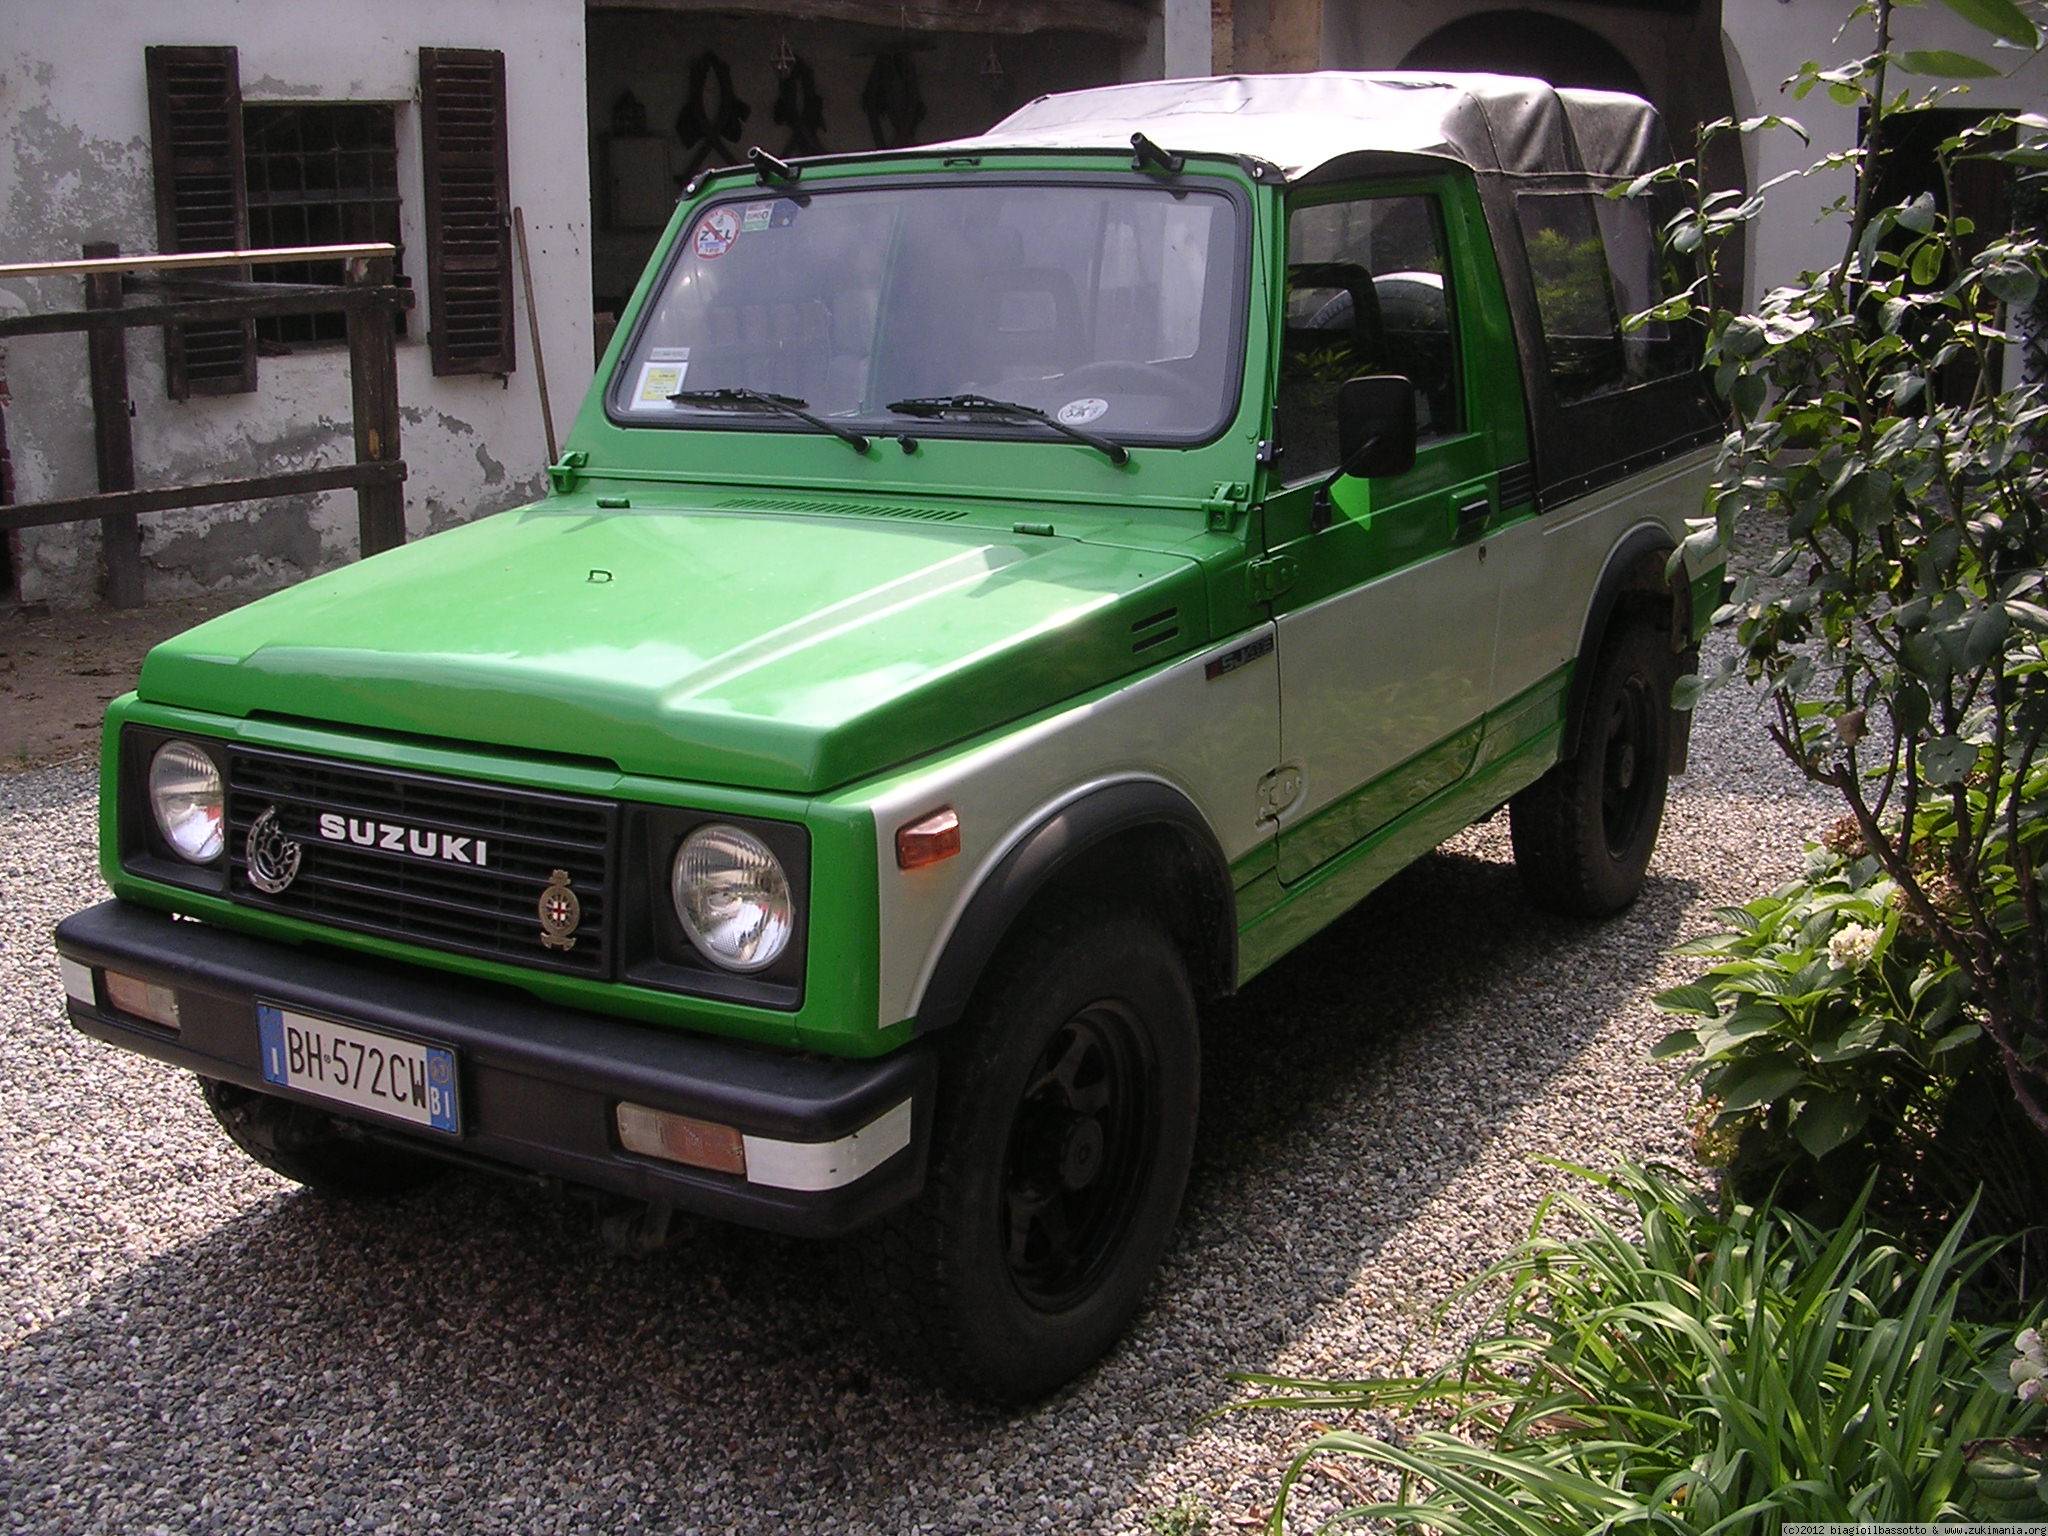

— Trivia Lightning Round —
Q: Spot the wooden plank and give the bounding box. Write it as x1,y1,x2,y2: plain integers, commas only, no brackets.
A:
0,461,407,534
346,254,406,555
0,286,413,342
83,242,144,608
583,0,1152,37
0,243,399,282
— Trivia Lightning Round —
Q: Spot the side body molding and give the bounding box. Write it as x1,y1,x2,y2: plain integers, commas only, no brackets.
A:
913,779,1237,1034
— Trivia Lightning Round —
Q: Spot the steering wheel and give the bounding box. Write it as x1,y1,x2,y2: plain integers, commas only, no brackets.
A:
1054,360,1204,408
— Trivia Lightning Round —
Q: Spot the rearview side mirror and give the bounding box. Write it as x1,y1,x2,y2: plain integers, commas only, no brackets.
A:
1336,374,1418,480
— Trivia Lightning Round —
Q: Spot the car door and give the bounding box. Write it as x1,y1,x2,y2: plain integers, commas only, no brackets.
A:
1260,183,1504,884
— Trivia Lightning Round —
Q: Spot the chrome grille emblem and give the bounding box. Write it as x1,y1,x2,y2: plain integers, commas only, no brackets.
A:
245,807,303,895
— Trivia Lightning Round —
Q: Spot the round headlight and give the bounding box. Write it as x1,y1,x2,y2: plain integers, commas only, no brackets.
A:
670,824,793,973
148,740,224,863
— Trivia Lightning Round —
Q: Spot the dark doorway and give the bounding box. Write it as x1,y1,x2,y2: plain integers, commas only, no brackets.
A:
1399,11,1649,97
1865,107,2017,398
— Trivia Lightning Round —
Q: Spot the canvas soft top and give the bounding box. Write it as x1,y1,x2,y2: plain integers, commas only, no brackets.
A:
949,71,1671,186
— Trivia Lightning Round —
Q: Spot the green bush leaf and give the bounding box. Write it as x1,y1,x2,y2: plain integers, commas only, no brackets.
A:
1900,48,2002,77
1716,1058,1809,1111
1654,982,1721,1018
1651,1028,1702,1060
1921,735,1980,785
1934,0,2039,46
1792,1088,1873,1157
1964,602,2011,668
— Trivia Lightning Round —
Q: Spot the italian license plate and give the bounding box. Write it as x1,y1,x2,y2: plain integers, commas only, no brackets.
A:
257,1004,460,1134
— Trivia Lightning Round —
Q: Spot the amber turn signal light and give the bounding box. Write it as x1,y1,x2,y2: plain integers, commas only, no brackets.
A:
895,806,962,870
615,1102,747,1176
103,970,181,1030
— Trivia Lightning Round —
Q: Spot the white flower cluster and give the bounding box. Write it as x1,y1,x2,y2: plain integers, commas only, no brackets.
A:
2015,1327,2046,1405
1828,922,1879,972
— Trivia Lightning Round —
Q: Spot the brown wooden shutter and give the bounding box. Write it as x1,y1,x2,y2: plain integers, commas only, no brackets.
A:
419,48,515,376
144,45,256,398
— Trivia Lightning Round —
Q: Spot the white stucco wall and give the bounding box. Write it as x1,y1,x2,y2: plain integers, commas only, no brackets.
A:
0,0,594,607
1722,0,2048,304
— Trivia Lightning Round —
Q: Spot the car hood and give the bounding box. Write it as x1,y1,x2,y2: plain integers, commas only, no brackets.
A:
137,499,1205,792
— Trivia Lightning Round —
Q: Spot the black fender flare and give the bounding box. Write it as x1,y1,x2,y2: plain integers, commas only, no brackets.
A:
912,779,1237,1034
1561,522,1680,762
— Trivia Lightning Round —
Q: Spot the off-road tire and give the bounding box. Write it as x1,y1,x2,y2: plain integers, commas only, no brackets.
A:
852,902,1199,1403
199,1076,447,1197
1510,620,1675,916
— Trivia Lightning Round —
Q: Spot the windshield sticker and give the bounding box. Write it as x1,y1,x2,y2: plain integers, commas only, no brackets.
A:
741,202,775,233
1056,397,1109,426
630,359,688,410
694,208,740,259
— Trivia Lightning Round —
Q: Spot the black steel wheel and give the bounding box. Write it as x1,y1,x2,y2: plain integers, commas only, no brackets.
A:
1599,670,1661,861
1001,1002,1158,1311
853,901,1199,1402
1510,621,1675,916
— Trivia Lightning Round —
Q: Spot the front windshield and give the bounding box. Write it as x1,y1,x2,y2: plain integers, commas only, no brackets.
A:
610,179,1245,441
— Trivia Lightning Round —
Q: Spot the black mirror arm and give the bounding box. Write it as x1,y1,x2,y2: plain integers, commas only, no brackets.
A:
1309,434,1385,532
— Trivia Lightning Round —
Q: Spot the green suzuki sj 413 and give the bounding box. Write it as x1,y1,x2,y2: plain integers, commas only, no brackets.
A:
56,72,1724,1400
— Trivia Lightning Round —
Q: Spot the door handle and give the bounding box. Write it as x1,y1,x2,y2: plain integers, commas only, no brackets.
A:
1456,495,1490,543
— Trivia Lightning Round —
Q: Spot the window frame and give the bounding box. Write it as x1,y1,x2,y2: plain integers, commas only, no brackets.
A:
600,169,1256,451
241,101,408,351
1274,180,1469,490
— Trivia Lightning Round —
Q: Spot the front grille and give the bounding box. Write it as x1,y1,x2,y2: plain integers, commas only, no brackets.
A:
223,747,617,977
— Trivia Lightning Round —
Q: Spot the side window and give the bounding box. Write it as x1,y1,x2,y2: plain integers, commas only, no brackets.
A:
1517,191,1693,405
1279,193,1460,481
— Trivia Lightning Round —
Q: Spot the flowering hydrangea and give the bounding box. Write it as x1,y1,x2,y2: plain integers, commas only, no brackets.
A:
1827,922,1879,972
2013,1327,2045,1405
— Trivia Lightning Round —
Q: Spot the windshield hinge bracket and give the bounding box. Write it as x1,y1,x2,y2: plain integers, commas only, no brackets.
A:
1203,480,1249,531
1131,132,1186,177
1248,554,1298,603
546,449,589,494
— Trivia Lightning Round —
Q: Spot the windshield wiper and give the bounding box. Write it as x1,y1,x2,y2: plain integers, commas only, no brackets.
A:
884,394,1130,466
667,387,870,453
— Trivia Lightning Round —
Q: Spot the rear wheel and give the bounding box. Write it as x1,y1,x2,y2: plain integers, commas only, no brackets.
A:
854,902,1199,1402
199,1077,446,1197
1510,621,1675,916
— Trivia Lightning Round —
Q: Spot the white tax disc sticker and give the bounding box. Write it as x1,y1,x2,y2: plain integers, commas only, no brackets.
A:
1056,397,1109,426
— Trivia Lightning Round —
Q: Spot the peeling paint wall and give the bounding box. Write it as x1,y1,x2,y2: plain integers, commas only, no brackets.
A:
0,0,593,607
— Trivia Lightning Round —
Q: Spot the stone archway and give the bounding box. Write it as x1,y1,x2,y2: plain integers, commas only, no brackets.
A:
1398,6,1748,305
1398,9,1650,97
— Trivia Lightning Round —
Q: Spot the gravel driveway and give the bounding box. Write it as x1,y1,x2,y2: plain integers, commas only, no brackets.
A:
0,617,1826,1535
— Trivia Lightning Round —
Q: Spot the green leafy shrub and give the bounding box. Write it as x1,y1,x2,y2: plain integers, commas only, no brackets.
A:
1652,843,1977,1177
1653,836,2043,1265
1623,0,2048,1200
1238,1164,2043,1535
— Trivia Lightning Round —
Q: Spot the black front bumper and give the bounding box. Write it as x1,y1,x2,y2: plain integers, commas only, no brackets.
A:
54,900,931,1238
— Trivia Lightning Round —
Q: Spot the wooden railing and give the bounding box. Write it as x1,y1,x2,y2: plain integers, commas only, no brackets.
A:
0,242,413,607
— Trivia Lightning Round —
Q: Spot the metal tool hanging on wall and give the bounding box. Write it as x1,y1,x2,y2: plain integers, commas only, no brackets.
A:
773,56,828,157
674,51,750,178
860,53,925,149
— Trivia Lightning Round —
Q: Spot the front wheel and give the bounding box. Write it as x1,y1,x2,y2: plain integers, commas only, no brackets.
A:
199,1077,447,1197
1510,621,1675,916
853,903,1199,1402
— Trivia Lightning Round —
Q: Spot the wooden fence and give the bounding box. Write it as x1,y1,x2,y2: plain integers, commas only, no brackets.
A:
0,242,413,607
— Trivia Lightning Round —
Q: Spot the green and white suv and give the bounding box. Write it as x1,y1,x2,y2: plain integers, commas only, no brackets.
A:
55,72,1725,1400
